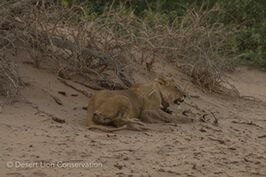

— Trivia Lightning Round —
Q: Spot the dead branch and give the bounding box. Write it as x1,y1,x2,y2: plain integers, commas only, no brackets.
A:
23,99,66,123
36,31,132,88
97,79,126,90
41,88,63,105
211,112,218,125
52,116,66,124
208,137,225,144
51,95,63,106
50,37,118,72
57,77,91,98
258,134,266,139
72,80,103,91
231,120,262,128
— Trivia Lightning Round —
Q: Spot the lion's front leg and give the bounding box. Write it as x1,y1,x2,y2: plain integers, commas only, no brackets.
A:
114,118,150,131
157,109,177,122
141,109,192,123
141,109,175,123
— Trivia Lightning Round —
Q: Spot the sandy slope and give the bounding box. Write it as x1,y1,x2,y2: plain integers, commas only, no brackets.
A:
0,63,266,177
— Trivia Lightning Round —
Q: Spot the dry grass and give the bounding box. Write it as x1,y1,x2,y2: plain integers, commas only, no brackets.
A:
0,55,21,101
0,0,238,95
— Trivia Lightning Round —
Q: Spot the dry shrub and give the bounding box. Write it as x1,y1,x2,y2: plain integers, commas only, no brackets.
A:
129,7,237,94
13,3,135,86
0,1,21,101
173,8,237,94
0,55,21,101
0,1,131,88
0,1,238,94
79,6,237,94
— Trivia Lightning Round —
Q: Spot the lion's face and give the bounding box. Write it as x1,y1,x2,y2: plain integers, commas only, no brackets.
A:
154,78,186,107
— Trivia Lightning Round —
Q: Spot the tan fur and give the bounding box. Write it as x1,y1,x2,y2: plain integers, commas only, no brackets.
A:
87,77,186,132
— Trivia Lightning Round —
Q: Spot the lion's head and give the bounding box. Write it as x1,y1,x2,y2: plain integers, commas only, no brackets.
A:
154,77,186,108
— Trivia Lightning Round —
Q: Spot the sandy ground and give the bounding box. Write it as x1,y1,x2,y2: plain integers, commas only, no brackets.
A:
0,63,266,177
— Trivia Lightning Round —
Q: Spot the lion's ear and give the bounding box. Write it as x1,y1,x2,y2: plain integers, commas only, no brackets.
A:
154,77,168,85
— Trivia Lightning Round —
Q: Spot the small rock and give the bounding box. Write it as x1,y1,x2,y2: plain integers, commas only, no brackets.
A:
123,156,129,161
52,117,65,124
107,134,117,138
199,128,207,132
58,91,66,96
228,147,236,150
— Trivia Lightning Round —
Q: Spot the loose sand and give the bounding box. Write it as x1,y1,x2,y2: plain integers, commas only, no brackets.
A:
0,62,265,177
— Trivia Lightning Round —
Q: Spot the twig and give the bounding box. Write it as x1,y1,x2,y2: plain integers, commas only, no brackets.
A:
41,89,63,106
211,112,218,125
97,79,126,90
51,95,63,106
52,116,66,124
231,120,263,128
258,134,266,139
111,145,143,153
208,137,225,144
57,77,91,97
72,80,102,91
22,100,66,124
200,113,208,122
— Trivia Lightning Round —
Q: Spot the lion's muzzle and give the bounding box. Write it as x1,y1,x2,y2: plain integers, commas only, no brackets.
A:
173,95,186,105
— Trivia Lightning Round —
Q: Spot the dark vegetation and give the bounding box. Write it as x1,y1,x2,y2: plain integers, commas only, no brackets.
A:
0,0,265,101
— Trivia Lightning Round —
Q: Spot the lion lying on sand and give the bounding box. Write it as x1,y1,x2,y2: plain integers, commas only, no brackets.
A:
87,77,187,132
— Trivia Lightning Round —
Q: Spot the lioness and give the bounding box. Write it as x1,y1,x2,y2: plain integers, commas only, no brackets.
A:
87,77,186,132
